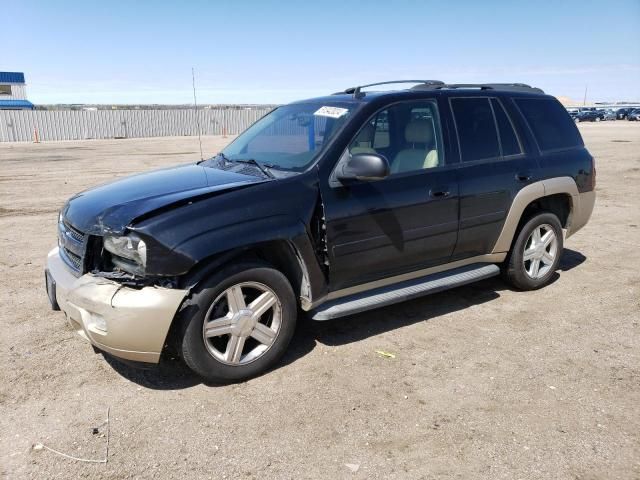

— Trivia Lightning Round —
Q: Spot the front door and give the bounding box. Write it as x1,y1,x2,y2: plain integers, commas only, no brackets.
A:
319,100,459,291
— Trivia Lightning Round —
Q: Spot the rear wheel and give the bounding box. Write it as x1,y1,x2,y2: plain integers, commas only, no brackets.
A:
180,262,297,383
595,116,601,122
502,212,563,290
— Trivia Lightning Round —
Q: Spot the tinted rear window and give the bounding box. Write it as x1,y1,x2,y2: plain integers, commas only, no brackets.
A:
451,98,500,162
491,99,522,156
515,98,583,151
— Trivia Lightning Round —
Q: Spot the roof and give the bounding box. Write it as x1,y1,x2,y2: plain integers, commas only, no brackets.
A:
0,72,26,84
295,88,547,109
0,99,34,110
331,80,545,99
289,94,377,105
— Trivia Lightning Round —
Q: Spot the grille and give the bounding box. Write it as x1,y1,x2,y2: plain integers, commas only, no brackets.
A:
58,219,86,275
65,223,84,243
60,246,83,271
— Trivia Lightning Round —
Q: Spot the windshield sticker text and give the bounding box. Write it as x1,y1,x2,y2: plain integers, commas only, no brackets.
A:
313,106,349,119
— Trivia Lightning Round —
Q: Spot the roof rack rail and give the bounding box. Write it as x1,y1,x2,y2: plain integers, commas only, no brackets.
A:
411,83,544,94
335,80,445,98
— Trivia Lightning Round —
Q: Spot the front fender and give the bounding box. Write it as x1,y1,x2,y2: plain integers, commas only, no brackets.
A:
177,215,329,306
174,214,309,264
129,170,326,297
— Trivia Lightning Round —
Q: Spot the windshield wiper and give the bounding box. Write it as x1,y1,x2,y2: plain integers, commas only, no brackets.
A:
228,157,275,179
198,152,229,165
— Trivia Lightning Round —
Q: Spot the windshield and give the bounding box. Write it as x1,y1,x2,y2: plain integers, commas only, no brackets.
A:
219,102,357,172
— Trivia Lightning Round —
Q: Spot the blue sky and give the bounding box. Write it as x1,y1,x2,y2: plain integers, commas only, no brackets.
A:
3,0,639,104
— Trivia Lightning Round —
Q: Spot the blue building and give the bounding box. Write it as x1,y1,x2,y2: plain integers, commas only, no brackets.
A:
0,72,34,110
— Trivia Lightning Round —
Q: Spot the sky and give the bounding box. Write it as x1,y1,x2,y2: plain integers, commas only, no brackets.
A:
2,0,640,105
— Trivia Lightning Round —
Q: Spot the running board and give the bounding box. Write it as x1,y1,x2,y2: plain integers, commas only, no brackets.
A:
310,263,500,321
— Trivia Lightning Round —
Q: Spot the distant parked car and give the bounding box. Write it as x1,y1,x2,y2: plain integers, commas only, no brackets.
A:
616,108,633,120
627,109,640,121
602,110,617,121
566,108,579,119
574,110,601,122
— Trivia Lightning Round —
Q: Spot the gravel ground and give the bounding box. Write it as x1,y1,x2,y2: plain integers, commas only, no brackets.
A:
1,123,639,479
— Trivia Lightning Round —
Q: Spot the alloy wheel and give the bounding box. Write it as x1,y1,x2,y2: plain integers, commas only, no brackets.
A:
202,282,282,365
523,224,558,279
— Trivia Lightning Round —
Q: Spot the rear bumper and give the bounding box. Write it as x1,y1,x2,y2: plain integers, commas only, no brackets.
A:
567,190,596,238
46,247,188,363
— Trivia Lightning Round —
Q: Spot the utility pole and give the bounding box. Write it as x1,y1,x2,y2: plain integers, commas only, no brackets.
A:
192,67,203,161
583,85,588,106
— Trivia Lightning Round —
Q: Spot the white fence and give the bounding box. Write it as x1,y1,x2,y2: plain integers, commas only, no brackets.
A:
0,107,275,142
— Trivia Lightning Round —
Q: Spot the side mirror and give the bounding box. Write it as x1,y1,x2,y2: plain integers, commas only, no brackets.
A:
336,153,390,183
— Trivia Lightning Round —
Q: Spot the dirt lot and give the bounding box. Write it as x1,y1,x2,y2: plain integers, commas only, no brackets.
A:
1,123,639,479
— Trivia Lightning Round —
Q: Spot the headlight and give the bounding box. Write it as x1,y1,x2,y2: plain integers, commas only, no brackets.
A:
103,234,147,275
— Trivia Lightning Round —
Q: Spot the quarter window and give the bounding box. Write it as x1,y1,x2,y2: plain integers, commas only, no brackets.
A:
515,97,583,151
491,99,522,156
451,98,500,162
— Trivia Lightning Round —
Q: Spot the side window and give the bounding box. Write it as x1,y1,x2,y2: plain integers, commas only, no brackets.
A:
491,98,522,156
349,116,378,155
373,110,390,148
348,101,444,174
348,110,390,154
515,97,583,151
451,98,500,162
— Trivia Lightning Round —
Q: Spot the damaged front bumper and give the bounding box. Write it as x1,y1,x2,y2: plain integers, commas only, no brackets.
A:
45,247,188,363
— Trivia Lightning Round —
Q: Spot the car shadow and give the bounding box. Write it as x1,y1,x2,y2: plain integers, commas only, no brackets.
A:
106,249,587,389
557,248,587,271
103,353,202,390
299,277,504,349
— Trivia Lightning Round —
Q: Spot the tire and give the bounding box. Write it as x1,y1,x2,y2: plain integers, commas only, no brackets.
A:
574,117,580,123
595,116,601,122
180,261,297,383
501,212,563,291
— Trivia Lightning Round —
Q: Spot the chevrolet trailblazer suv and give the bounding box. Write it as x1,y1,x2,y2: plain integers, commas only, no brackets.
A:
45,80,596,382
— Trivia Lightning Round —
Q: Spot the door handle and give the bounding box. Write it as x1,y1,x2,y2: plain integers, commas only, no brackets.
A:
515,173,532,182
429,189,450,198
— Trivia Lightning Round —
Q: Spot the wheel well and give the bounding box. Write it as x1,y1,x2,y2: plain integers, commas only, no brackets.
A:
247,241,309,301
164,240,308,359
520,193,572,229
179,240,308,303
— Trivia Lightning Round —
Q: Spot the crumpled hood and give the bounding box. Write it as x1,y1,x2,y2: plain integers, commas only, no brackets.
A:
62,163,264,234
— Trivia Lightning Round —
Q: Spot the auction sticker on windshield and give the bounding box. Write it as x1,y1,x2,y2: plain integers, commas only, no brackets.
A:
314,106,349,119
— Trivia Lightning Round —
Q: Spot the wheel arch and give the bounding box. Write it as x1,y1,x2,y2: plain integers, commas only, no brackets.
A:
492,177,579,254
178,239,314,305
163,238,317,358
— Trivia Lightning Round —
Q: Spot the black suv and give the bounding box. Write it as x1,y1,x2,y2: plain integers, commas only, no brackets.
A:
45,80,596,382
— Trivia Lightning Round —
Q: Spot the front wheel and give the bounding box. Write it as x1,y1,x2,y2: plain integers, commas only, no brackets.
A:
180,262,297,383
502,212,563,290
595,116,601,122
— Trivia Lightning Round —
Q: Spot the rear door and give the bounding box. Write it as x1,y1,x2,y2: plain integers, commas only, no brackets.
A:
320,99,459,291
450,96,539,260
